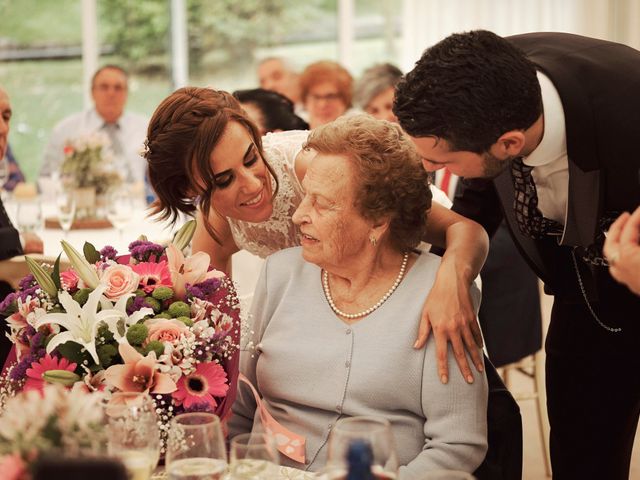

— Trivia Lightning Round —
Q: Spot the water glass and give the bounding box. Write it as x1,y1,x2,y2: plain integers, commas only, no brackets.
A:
228,432,279,479
15,198,43,233
165,412,227,480
106,189,133,238
324,416,398,479
105,392,161,480
56,191,76,236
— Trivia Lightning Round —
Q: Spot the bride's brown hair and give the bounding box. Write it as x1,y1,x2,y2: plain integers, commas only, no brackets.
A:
144,87,278,243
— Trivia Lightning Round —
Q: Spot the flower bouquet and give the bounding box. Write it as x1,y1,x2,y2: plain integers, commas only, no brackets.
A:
0,220,241,456
61,131,122,218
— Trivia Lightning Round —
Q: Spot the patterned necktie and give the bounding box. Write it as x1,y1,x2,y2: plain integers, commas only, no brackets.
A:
511,157,563,238
103,123,131,182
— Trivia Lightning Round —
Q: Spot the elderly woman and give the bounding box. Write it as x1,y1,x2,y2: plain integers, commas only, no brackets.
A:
228,115,488,478
299,60,353,129
354,63,403,123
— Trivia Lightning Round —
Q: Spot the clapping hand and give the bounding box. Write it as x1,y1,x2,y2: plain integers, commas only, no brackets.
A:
603,206,640,296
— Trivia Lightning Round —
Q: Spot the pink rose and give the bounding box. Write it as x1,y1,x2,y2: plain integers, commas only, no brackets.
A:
60,269,80,291
99,264,140,300
145,318,189,346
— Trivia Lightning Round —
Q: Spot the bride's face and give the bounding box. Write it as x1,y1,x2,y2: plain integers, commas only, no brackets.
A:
209,121,274,222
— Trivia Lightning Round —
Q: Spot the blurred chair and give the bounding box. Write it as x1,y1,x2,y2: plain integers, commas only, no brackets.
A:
500,350,552,477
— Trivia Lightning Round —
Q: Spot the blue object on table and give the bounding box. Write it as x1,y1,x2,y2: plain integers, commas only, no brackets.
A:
347,440,374,480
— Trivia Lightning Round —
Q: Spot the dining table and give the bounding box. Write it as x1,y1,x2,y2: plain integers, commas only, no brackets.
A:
0,194,264,298
150,465,317,479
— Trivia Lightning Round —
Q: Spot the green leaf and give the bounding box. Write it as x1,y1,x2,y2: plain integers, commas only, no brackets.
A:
51,253,62,291
83,242,101,264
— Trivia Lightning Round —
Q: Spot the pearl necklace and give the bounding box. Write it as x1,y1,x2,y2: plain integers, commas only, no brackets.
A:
322,252,409,319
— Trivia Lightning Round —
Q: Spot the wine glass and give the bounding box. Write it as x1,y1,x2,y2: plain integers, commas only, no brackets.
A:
55,191,76,238
165,412,227,480
15,197,43,233
105,392,161,480
324,416,398,479
229,432,279,479
106,189,133,241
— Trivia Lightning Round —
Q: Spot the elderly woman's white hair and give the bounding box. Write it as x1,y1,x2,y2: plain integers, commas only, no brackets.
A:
353,63,403,110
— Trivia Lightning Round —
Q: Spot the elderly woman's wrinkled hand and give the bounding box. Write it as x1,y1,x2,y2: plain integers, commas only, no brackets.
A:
603,207,640,296
416,258,484,384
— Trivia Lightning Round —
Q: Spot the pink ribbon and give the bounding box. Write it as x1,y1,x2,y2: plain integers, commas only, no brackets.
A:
238,373,306,464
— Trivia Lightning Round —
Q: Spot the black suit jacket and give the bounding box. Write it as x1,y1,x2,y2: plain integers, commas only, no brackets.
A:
453,33,640,301
0,196,22,261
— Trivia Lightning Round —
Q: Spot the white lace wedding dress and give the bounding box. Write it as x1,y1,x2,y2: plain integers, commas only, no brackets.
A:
227,130,307,258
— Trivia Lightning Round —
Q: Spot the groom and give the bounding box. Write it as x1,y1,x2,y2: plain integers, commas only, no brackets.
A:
394,30,640,478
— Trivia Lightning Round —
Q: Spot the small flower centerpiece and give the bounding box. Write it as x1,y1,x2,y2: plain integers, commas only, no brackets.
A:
0,220,241,456
61,132,122,218
0,385,108,480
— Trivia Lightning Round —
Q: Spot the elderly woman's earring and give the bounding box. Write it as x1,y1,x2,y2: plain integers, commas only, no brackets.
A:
369,235,378,246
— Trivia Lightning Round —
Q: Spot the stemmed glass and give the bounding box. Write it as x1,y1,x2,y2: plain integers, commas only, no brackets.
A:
55,190,76,238
323,416,398,479
165,412,227,479
229,432,279,479
106,188,133,241
15,196,43,234
105,392,161,480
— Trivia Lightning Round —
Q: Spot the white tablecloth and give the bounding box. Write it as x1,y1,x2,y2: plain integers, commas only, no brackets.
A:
2,196,264,298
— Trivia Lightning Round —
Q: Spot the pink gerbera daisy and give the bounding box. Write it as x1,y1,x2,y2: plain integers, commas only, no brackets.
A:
131,261,172,293
24,354,77,392
172,362,229,410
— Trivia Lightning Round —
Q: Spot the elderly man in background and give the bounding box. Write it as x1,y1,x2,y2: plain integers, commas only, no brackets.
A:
256,57,303,114
1,85,43,368
39,65,148,185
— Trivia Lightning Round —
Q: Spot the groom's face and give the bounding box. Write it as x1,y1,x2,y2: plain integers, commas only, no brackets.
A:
409,135,511,179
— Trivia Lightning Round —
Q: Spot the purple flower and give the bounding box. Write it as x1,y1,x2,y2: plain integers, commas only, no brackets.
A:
128,240,165,263
17,285,39,302
186,278,221,300
100,245,118,261
18,274,35,291
10,348,45,382
0,292,17,314
126,295,152,316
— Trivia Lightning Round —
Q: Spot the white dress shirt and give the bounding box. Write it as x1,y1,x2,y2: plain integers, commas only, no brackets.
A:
523,72,570,238
40,108,149,184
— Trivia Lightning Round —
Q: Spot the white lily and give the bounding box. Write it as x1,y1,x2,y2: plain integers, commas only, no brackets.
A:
35,285,123,364
101,293,154,343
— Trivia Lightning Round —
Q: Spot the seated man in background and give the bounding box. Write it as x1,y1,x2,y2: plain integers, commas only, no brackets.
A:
39,65,148,185
1,85,43,365
256,56,303,113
